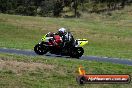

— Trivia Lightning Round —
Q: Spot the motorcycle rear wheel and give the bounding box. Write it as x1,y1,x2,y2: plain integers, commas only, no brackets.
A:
70,47,84,58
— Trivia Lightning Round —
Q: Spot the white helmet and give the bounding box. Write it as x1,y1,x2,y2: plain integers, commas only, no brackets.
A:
58,28,67,34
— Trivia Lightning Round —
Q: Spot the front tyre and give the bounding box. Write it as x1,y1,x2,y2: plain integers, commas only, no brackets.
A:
70,47,84,58
34,44,48,55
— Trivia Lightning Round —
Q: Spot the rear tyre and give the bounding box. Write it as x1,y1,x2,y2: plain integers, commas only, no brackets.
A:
34,44,48,55
70,47,84,58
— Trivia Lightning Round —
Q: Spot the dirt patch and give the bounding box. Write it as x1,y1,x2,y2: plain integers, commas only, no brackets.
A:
0,59,55,75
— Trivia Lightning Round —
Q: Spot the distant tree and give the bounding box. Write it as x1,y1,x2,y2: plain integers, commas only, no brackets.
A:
0,0,11,13
0,0,131,17
71,0,78,17
121,0,126,8
53,0,63,17
80,0,85,11
39,0,54,17
25,6,37,16
16,5,26,15
64,0,71,6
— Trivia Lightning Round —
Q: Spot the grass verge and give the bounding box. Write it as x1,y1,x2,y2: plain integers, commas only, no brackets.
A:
0,53,132,88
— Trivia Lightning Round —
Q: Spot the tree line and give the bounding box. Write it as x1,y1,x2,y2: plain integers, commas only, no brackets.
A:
0,0,131,17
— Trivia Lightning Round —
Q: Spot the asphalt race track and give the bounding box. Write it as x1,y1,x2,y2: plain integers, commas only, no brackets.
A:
0,48,132,66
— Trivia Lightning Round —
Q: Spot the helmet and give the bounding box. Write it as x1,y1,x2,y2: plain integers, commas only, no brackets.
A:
58,28,67,36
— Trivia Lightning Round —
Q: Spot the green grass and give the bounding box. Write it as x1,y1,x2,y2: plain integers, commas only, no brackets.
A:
0,6,132,88
0,53,132,88
0,6,132,59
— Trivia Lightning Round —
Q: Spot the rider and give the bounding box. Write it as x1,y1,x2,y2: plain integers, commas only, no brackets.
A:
57,28,75,47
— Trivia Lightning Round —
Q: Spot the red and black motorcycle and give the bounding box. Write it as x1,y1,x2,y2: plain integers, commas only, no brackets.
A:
34,32,88,58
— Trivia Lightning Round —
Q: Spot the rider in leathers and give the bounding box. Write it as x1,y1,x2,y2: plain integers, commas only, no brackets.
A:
57,28,75,47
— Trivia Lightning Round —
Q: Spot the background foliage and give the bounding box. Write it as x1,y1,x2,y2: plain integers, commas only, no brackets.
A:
0,0,131,17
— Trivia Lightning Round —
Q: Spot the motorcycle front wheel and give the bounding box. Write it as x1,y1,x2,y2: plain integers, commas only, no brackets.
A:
34,44,48,55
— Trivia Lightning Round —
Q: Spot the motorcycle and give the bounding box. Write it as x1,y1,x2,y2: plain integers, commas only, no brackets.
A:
34,33,88,58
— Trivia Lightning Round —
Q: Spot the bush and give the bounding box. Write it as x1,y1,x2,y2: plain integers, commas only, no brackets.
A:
16,6,37,16
39,0,54,17
16,6,26,15
25,6,37,16
53,0,63,17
